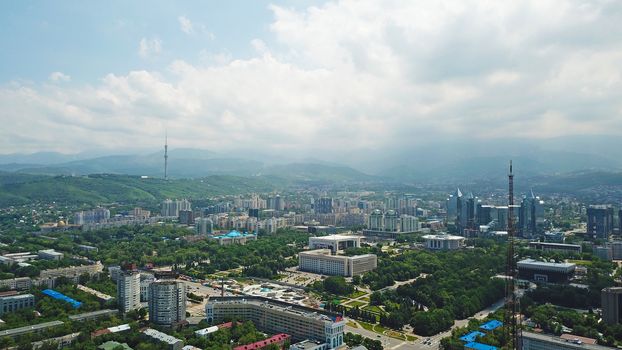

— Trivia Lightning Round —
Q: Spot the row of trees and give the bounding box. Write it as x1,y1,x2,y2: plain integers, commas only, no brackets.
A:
323,301,377,324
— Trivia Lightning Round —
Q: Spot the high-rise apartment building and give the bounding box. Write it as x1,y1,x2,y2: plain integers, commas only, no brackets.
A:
587,205,614,239
148,281,186,327
368,209,383,230
140,273,155,302
315,197,333,214
117,271,141,313
602,287,622,325
383,210,399,232
161,199,192,218
178,210,194,225
73,208,111,225
519,191,544,238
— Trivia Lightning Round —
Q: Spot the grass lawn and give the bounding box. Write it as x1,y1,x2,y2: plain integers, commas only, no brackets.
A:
347,321,359,328
359,321,417,341
360,296,370,302
345,300,366,308
349,290,367,299
363,305,385,314
568,260,592,266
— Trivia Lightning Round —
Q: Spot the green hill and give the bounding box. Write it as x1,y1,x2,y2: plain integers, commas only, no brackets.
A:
0,173,278,206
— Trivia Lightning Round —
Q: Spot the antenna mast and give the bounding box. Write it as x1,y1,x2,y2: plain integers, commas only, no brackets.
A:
504,160,521,349
164,132,169,181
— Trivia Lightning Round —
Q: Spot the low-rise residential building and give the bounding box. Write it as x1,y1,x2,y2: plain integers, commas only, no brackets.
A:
37,249,64,261
142,328,184,350
0,320,64,339
0,277,32,290
0,293,35,315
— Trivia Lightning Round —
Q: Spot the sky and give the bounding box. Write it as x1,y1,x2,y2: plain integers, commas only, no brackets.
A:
1,0,621,157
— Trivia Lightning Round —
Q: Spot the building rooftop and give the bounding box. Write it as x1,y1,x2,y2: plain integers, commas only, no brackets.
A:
523,331,612,349
208,296,343,323
310,234,359,241
233,333,290,350
517,258,576,269
42,289,82,308
422,234,465,240
143,328,183,345
99,341,133,350
290,339,327,350
460,331,485,342
529,242,580,248
0,320,64,337
195,326,219,336
464,342,497,350
0,293,33,300
480,320,503,331
560,334,597,345
68,309,117,320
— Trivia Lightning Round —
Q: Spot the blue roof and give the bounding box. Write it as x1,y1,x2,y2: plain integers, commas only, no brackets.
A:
465,342,498,350
460,331,485,342
42,289,82,308
480,320,503,331
226,230,242,237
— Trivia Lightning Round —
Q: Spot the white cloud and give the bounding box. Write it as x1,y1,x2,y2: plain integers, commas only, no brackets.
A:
48,71,71,82
138,37,162,58
2,0,622,156
178,15,214,39
178,16,193,34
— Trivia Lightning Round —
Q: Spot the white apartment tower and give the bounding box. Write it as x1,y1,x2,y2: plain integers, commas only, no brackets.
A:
117,271,141,313
148,281,186,327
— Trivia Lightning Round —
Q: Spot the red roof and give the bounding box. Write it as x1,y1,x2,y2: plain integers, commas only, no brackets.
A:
217,322,233,329
0,290,19,297
233,334,291,350
560,334,597,345
90,328,111,338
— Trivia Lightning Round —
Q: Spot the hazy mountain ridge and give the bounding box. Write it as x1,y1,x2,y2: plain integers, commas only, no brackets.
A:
0,173,279,206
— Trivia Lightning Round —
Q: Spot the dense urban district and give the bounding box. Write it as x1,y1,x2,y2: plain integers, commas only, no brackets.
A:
1,170,622,350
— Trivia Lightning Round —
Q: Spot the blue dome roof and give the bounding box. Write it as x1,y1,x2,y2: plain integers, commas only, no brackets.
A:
226,230,242,237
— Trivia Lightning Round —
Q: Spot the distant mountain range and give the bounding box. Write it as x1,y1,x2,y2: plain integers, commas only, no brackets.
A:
1,135,621,184
0,149,377,184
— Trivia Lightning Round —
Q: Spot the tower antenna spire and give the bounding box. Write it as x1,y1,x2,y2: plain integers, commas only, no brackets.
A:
504,159,521,349
164,131,169,181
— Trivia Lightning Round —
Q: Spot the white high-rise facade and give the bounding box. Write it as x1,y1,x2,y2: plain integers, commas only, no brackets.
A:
117,271,141,313
148,281,186,327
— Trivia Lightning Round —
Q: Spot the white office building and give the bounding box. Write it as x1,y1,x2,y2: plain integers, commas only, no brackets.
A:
308,235,361,253
298,249,377,276
206,296,345,349
422,234,465,250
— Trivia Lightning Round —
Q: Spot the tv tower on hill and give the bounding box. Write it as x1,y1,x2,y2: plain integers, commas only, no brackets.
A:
164,132,169,181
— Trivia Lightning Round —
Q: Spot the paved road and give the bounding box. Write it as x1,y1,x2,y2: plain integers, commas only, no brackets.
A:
346,298,506,350
345,321,415,350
